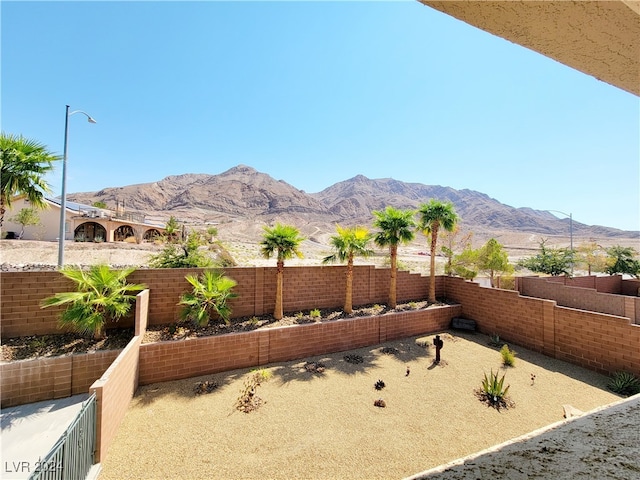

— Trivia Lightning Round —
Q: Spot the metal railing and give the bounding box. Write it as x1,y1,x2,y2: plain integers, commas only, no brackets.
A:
28,394,97,480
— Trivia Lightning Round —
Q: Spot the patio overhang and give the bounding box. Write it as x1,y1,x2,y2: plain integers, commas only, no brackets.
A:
419,0,640,96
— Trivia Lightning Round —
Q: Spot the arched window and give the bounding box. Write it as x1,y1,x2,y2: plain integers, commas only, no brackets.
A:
114,225,135,242
74,222,107,242
143,229,162,242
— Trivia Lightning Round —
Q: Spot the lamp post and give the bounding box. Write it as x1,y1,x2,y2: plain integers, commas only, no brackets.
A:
58,105,97,267
547,209,573,276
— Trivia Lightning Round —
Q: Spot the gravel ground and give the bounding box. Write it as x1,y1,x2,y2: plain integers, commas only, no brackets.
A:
98,331,623,480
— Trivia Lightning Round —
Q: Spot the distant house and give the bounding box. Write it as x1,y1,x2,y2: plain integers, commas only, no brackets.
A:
3,197,165,243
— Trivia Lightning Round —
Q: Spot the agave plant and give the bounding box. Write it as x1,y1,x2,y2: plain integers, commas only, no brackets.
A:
481,369,510,403
178,270,238,326
41,265,146,339
607,371,640,396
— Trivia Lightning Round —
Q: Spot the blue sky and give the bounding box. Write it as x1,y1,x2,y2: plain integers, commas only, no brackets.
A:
3,1,639,232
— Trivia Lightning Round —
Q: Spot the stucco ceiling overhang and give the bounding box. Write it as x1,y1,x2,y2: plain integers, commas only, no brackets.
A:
420,0,640,96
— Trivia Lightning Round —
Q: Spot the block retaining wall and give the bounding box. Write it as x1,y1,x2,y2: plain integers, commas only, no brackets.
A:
138,305,461,385
0,350,120,408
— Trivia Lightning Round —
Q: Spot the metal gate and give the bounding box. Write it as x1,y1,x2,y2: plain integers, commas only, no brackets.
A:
28,393,97,480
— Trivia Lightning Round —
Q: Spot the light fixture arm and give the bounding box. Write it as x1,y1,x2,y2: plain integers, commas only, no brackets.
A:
57,105,97,267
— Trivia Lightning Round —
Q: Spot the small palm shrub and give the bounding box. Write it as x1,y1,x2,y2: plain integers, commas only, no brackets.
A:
41,265,146,339
476,369,514,410
500,344,516,367
607,371,640,396
178,270,238,326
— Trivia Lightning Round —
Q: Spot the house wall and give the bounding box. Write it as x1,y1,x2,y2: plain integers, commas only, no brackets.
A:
3,198,62,241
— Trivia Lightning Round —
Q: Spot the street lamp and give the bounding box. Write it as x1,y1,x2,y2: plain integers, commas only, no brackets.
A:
58,105,97,267
547,209,573,276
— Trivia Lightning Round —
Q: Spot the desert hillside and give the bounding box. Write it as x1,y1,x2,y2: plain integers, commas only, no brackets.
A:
66,165,638,250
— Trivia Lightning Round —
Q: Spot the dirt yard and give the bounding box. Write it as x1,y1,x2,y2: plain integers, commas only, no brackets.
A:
98,331,626,480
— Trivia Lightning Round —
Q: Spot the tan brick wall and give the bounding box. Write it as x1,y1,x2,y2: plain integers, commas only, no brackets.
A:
621,278,640,296
91,336,142,463
444,276,640,377
1,266,435,337
520,276,637,322
554,307,640,376
0,351,119,408
139,305,461,385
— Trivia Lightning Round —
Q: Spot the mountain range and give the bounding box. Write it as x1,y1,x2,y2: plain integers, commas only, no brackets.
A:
68,165,638,247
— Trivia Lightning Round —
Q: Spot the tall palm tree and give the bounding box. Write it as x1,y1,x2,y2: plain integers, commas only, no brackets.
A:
260,223,304,320
323,225,374,314
418,199,459,303
1,133,59,228
372,206,416,308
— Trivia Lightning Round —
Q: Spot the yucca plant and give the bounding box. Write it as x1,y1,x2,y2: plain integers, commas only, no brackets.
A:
482,370,510,399
178,270,238,326
607,371,640,396
476,369,514,410
41,265,146,339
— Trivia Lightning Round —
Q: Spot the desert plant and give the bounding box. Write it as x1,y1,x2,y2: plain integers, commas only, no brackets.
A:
323,225,374,314
417,199,459,303
488,333,501,347
607,371,640,396
310,308,321,319
344,354,363,364
260,223,304,320
9,207,40,239
178,270,238,326
149,232,213,268
500,344,516,367
374,379,386,390
1,132,59,228
373,206,416,308
41,265,146,339
477,369,513,410
373,398,386,408
236,369,271,413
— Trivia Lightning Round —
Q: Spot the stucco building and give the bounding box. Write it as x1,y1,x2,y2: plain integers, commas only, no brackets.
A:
3,197,165,243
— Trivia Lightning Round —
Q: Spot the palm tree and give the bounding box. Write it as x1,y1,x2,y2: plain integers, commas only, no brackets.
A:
1,133,59,228
260,223,304,320
418,199,459,303
179,270,238,326
41,265,147,339
372,206,416,308
323,225,374,314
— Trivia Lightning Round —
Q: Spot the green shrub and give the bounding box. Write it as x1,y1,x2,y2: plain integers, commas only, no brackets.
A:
41,265,146,339
500,344,516,367
310,308,321,319
476,369,514,410
178,270,238,326
607,371,640,396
